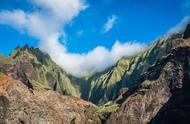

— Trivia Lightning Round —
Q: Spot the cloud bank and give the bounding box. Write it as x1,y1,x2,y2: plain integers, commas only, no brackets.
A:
0,0,145,77
103,15,117,33
40,38,145,76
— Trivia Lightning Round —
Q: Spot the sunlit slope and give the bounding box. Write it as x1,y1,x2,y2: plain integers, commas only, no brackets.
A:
86,33,183,104
8,45,80,96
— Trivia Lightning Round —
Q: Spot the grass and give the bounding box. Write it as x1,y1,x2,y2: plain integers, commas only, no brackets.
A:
6,57,14,63
0,55,14,65
0,72,5,78
31,80,52,91
93,103,120,113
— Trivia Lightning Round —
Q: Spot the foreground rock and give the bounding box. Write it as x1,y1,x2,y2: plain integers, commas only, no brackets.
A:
0,76,101,124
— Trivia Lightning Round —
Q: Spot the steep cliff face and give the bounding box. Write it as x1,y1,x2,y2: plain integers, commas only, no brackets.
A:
105,36,190,123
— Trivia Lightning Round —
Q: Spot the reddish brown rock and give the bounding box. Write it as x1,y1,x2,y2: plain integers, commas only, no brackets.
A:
0,78,101,124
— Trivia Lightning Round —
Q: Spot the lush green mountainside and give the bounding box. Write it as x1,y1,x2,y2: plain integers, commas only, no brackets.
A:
85,34,184,104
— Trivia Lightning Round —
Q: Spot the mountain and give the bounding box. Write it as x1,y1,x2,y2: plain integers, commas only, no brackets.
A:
0,29,185,105
106,33,190,124
0,45,80,96
0,22,190,124
82,29,184,104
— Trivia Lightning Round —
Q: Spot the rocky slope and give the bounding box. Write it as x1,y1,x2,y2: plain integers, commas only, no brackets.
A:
0,75,102,124
106,37,190,124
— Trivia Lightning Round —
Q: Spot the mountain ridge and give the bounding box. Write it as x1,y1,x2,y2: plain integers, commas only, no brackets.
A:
0,22,190,123
0,23,188,104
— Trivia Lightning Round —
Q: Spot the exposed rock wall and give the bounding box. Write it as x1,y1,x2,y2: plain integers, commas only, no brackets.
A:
106,39,190,124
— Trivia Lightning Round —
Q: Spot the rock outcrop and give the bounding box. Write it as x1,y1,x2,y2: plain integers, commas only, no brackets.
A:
0,76,101,124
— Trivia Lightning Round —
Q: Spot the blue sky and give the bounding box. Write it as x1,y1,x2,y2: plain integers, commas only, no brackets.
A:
65,0,189,53
0,0,189,55
0,0,190,76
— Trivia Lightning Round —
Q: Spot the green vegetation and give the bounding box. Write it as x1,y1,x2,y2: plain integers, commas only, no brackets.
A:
85,34,181,104
93,102,120,113
0,72,5,78
31,80,52,91
10,46,79,97
0,54,14,64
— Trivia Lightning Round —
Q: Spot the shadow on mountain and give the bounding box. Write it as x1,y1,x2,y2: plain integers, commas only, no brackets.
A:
149,50,190,124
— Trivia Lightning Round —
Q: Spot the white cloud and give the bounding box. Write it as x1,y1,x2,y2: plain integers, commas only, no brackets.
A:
103,15,117,33
40,37,145,76
0,0,87,40
30,0,88,23
0,0,145,77
0,10,28,33
167,16,190,35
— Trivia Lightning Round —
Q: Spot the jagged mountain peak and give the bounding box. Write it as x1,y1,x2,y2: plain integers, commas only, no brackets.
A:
11,44,53,67
0,45,80,97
